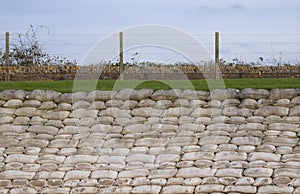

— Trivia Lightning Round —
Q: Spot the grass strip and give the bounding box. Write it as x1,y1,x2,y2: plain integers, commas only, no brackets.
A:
0,78,298,93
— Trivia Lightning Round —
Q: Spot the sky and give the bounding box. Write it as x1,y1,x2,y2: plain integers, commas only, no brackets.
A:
1,0,300,65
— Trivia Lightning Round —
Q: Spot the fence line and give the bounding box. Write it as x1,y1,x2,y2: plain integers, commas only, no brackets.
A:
1,31,300,81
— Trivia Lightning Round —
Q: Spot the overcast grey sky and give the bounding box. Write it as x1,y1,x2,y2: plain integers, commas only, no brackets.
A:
1,0,299,34
1,0,300,65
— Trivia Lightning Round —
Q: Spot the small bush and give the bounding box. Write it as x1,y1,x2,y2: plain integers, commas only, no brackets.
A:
2,25,75,67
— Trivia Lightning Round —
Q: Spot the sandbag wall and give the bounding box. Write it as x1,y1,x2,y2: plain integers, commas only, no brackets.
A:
0,88,300,194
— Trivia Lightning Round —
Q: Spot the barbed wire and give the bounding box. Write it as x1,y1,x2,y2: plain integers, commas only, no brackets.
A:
1,32,300,65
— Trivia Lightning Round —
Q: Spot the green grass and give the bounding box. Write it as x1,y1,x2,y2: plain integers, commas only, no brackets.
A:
223,78,300,90
0,78,299,93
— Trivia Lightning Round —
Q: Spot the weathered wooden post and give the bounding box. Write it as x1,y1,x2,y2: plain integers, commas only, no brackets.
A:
5,32,10,81
215,32,219,79
119,32,124,79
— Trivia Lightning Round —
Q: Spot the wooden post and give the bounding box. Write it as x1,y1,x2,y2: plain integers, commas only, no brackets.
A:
119,32,124,70
215,32,219,79
5,32,10,81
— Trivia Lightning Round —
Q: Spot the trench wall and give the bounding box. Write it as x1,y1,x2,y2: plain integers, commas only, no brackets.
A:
0,88,300,194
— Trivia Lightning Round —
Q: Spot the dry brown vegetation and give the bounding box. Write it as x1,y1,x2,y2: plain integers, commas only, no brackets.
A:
0,64,299,81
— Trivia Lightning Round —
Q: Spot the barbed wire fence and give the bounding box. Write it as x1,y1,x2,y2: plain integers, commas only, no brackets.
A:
2,32,300,65
2,32,300,64
0,31,300,81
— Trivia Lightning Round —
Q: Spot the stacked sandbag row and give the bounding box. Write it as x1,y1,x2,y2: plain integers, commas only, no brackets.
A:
0,88,299,193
